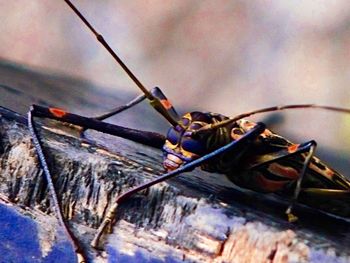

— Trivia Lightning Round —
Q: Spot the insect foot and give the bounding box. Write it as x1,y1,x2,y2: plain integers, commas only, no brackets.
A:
285,207,299,223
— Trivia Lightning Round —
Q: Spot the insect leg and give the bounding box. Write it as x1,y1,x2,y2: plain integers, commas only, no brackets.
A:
78,93,146,139
248,141,318,221
91,93,147,121
28,109,87,263
30,104,165,148
63,0,180,127
285,141,316,222
90,122,266,249
301,188,350,198
80,86,180,139
92,87,179,122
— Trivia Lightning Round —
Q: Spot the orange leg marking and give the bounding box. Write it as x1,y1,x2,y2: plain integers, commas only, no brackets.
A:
49,108,67,118
287,144,300,153
160,99,173,110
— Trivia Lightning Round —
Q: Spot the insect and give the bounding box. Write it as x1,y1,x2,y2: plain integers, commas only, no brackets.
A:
26,0,350,262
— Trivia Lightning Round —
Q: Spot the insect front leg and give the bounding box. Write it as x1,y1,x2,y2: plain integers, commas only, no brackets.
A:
92,93,147,121
28,109,87,263
90,122,266,249
26,103,169,261
78,93,147,140
80,86,180,138
92,87,178,121
30,104,165,148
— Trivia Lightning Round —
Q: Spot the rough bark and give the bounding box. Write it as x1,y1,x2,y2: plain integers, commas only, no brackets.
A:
0,61,349,262
1,106,349,263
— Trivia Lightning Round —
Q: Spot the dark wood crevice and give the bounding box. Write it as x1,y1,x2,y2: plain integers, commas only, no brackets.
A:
0,60,349,262
1,107,350,262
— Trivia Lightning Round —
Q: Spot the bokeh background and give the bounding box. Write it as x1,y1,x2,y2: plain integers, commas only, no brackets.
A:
0,1,349,170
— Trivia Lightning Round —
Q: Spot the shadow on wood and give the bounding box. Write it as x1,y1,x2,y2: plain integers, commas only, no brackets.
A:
0,60,349,262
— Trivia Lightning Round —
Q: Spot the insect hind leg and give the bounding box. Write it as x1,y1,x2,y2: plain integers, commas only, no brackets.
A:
285,140,317,222
248,140,318,221
301,188,350,216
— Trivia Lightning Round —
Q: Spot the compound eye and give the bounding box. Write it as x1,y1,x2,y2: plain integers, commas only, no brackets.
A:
166,127,180,145
181,138,206,155
181,117,190,127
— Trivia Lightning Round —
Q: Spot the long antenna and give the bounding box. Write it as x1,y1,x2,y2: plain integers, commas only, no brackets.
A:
194,104,350,135
63,0,179,126
63,0,153,100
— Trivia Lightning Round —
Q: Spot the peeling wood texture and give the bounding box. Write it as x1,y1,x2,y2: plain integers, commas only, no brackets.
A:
0,61,350,262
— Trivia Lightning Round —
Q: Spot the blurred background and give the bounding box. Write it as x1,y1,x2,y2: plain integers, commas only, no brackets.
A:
0,0,349,170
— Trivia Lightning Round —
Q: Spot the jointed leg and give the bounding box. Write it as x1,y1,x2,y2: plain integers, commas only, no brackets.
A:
26,100,173,259
250,140,317,222
90,86,179,122
285,141,316,222
30,104,166,148
301,188,350,198
92,93,146,121
90,122,266,249
28,109,87,263
79,93,146,139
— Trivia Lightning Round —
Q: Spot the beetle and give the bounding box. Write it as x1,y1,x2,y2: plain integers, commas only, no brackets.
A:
26,0,350,262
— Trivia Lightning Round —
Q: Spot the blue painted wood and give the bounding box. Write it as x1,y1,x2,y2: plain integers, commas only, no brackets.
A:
0,203,75,263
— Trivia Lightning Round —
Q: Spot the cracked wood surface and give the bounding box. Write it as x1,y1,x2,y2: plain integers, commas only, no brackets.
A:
0,61,349,262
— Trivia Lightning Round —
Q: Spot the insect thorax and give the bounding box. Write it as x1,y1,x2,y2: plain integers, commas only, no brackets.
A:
200,115,253,174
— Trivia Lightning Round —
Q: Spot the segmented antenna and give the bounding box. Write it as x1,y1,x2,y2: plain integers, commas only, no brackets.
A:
63,0,179,126
63,0,151,98
195,104,350,135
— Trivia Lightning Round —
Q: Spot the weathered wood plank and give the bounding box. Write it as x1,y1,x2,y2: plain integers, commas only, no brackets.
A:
0,61,349,262
1,105,349,263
